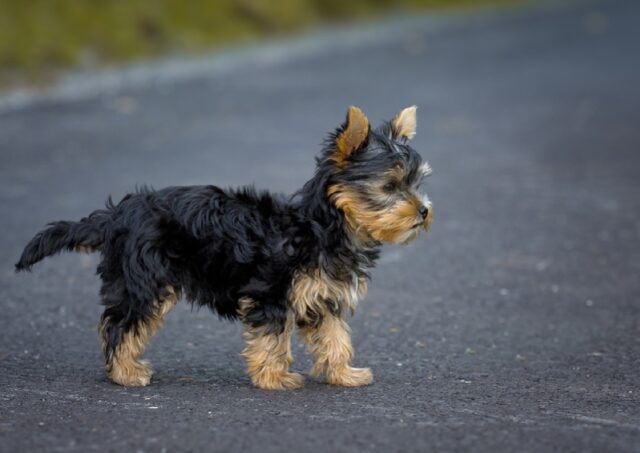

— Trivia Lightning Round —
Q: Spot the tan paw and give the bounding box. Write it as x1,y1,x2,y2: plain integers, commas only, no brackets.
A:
326,366,373,387
109,360,153,387
252,371,305,390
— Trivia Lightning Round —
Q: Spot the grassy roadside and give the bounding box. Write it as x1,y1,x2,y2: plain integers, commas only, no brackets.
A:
0,0,518,89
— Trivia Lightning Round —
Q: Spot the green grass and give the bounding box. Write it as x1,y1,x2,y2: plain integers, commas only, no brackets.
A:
0,0,518,88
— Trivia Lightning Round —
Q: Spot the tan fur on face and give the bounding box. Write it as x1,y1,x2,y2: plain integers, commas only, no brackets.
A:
328,183,423,244
101,286,178,387
333,106,369,167
299,316,373,387
391,105,417,140
238,297,303,390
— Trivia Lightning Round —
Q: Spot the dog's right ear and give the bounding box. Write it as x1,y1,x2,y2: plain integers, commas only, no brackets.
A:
333,106,369,166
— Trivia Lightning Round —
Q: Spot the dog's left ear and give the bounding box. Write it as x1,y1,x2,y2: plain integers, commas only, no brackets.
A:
391,105,417,141
334,106,370,165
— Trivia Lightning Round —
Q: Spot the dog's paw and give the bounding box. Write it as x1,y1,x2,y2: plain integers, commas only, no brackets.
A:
252,371,305,390
109,360,153,387
326,366,373,387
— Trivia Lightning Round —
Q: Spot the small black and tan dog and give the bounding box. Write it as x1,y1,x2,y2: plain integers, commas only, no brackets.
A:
16,106,433,390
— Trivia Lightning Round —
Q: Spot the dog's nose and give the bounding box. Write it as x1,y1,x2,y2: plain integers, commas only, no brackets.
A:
419,206,429,219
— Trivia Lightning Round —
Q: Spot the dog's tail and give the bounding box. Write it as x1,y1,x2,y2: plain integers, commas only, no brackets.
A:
15,209,112,272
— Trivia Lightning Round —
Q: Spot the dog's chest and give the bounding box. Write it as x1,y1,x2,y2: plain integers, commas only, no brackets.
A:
289,269,368,323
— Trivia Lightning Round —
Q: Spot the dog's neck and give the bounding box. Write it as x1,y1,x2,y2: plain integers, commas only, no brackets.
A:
293,172,380,279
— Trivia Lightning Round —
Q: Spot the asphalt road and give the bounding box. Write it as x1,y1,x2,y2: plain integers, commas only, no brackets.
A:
1,0,639,451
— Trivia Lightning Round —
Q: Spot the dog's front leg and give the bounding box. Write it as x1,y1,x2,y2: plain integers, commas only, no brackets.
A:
299,314,373,387
239,301,304,390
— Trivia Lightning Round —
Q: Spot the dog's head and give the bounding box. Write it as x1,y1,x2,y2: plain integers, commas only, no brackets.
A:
324,106,433,244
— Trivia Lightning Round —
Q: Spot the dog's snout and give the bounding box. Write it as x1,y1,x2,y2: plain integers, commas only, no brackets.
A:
419,205,429,219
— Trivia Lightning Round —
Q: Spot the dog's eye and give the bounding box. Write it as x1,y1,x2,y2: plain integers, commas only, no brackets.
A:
383,182,398,192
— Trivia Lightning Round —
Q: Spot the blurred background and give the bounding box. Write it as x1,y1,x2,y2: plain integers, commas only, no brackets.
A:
1,0,638,452
0,0,515,89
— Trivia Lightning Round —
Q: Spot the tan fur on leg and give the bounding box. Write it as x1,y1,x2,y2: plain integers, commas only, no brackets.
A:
101,286,178,387
300,315,373,387
239,298,303,390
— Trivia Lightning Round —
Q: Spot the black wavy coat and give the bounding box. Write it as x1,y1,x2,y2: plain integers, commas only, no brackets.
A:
15,167,380,344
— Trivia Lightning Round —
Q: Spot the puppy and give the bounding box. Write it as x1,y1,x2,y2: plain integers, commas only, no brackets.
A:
16,106,433,390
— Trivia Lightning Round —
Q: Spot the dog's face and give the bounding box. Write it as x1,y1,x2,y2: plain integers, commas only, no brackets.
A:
326,106,433,244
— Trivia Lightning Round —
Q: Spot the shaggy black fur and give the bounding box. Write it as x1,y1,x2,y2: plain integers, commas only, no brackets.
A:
16,107,430,383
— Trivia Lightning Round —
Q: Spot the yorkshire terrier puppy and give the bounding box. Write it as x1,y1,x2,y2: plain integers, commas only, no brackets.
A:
16,106,433,390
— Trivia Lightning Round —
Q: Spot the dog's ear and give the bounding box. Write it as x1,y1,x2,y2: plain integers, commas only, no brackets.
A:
334,106,369,165
391,105,417,141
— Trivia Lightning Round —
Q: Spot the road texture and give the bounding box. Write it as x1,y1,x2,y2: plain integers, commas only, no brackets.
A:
1,0,639,451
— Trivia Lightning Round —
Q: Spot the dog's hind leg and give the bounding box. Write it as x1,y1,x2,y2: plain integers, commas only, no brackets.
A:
238,297,304,390
99,286,178,387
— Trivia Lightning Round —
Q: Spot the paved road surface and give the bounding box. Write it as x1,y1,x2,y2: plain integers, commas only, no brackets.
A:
1,0,638,451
